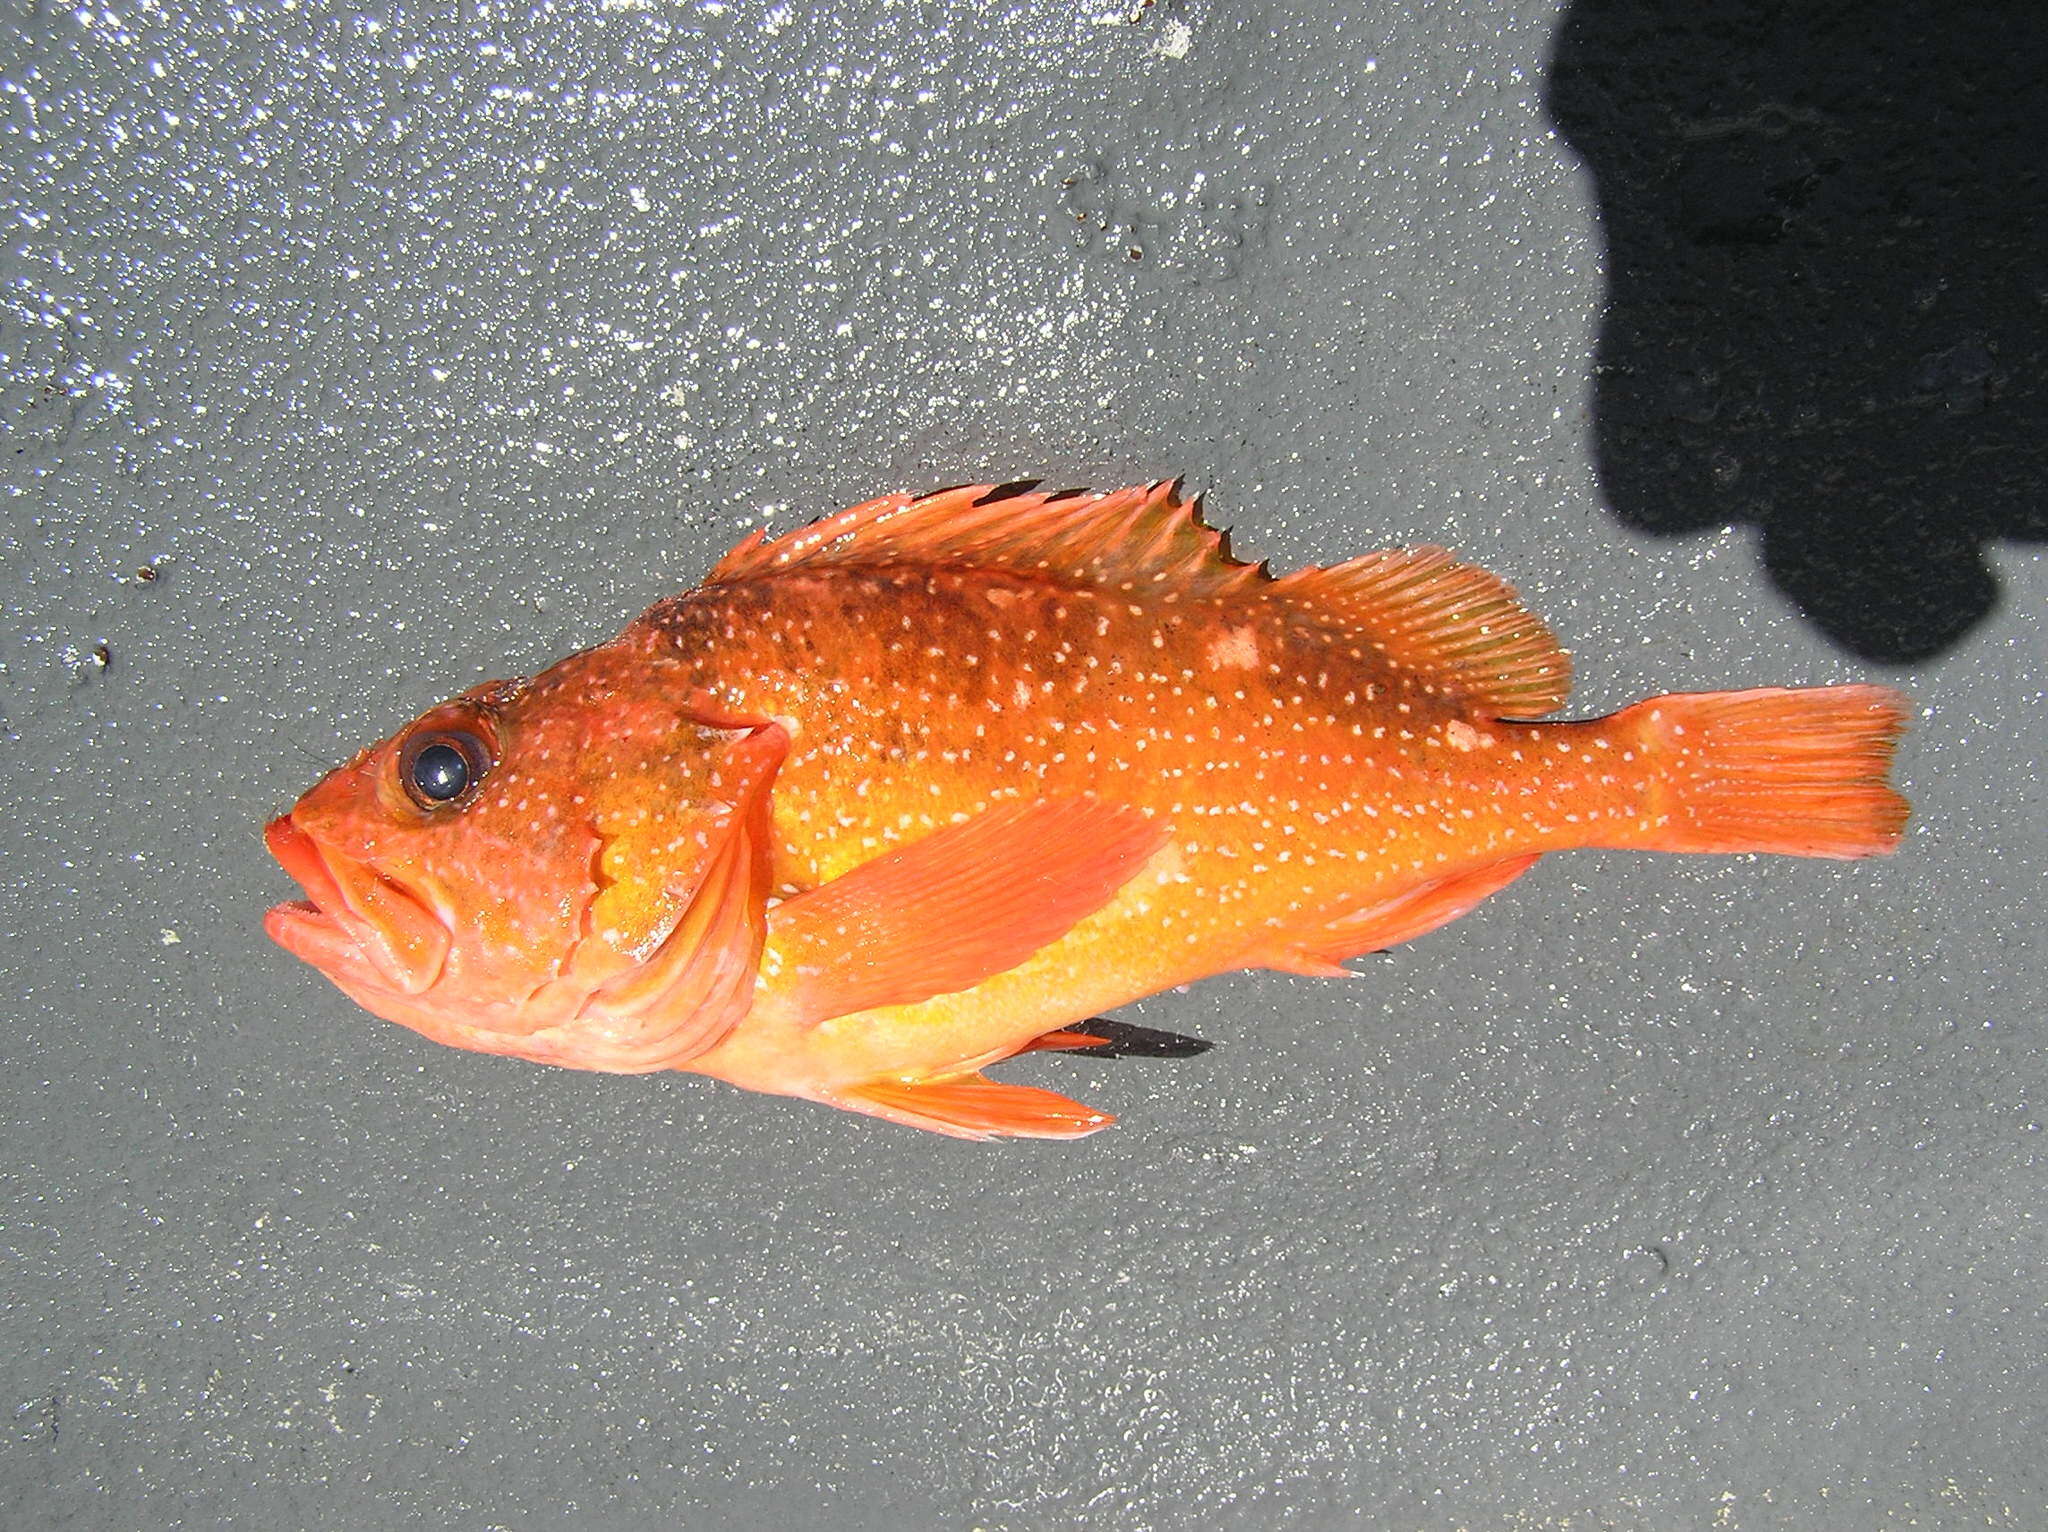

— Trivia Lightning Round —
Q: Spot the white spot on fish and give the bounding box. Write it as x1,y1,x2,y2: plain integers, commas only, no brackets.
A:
1206,626,1260,671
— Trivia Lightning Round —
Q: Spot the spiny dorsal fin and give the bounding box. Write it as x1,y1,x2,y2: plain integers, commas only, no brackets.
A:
707,480,1269,602
1272,548,1572,718
709,481,1571,718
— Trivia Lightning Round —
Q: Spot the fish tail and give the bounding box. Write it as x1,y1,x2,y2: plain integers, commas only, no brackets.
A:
1621,686,1911,859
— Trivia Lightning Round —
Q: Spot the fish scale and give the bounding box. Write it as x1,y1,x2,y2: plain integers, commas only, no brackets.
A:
657,568,1657,1097
669,568,1499,920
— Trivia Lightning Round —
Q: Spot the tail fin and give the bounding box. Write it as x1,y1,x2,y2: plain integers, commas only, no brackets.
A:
1626,686,1911,859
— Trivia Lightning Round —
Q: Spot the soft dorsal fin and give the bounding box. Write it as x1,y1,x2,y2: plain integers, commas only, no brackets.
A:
709,481,1570,718
707,479,1269,602
1272,548,1571,718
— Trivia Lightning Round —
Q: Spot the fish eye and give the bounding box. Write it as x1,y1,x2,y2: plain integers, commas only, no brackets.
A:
399,729,493,810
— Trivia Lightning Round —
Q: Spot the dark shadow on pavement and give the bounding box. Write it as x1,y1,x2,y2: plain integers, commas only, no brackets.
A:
1548,0,2047,664
1065,1020,1216,1059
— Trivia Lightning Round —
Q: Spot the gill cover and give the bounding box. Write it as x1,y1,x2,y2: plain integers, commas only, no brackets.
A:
514,705,789,1072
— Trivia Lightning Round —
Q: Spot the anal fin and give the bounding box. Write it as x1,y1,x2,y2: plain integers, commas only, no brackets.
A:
1254,853,1541,976
842,1074,1114,1141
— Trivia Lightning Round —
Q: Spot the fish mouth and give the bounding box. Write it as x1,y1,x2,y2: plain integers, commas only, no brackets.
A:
264,815,452,996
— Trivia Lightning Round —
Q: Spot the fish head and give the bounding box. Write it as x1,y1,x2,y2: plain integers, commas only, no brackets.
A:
263,657,784,1071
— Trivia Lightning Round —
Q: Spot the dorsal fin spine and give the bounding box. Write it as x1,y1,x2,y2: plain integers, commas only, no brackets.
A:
704,481,1571,716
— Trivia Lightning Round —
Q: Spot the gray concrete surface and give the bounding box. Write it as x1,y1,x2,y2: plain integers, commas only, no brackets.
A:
3,0,2042,1526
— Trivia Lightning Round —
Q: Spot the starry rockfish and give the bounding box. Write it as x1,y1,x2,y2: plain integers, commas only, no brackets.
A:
264,482,1910,1138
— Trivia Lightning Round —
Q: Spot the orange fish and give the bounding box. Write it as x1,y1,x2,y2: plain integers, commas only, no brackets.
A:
265,482,1910,1139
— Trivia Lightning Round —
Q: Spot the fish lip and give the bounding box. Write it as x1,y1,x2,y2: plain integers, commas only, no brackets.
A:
265,815,345,917
263,893,375,983
263,813,452,995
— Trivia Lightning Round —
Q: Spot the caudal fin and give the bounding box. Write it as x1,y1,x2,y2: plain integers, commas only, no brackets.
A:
1627,686,1911,860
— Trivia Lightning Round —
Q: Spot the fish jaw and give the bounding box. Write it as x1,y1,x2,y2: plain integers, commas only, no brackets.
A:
263,810,596,1064
263,813,452,996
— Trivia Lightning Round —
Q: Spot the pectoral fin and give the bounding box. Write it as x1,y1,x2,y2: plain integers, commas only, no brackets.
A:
842,1074,1114,1140
768,796,1169,1027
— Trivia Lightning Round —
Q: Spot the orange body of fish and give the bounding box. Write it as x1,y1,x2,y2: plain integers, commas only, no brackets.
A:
265,482,1910,1139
